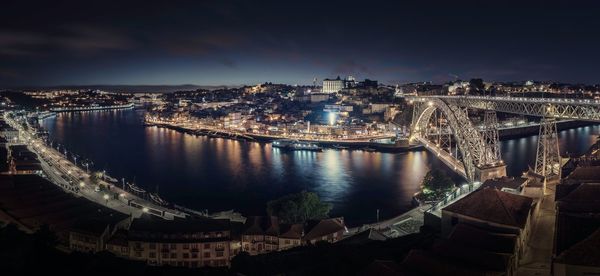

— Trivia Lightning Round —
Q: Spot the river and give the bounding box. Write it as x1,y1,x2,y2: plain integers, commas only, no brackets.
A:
40,109,600,226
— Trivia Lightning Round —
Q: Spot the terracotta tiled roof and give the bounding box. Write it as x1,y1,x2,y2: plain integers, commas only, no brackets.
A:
561,183,600,202
567,166,600,183
443,188,533,229
303,217,345,241
448,223,517,254
557,183,600,212
279,223,303,239
555,227,600,267
242,216,279,236
129,216,231,242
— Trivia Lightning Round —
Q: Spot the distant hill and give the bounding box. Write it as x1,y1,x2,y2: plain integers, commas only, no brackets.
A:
5,84,243,93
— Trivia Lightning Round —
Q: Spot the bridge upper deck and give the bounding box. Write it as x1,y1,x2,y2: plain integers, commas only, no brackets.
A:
408,95,600,121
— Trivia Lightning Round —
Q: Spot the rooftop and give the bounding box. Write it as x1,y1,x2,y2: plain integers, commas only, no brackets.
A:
279,223,303,239
128,216,231,242
242,216,279,236
448,223,517,254
303,217,345,241
443,188,533,229
566,165,600,183
555,228,600,267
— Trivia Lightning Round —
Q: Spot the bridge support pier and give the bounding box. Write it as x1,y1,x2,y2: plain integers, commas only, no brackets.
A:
474,163,507,183
535,118,561,184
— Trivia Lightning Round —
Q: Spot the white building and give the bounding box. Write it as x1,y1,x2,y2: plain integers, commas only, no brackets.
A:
323,77,344,94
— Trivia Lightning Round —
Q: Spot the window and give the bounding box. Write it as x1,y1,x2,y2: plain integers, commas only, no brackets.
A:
149,252,156,258
216,243,224,250
216,251,224,257
183,253,189,259
285,239,290,244
191,243,198,249
161,252,168,259
203,243,210,249
135,252,142,257
170,253,177,259
183,243,189,249
191,253,198,258
149,243,156,249
170,243,176,249
204,252,211,258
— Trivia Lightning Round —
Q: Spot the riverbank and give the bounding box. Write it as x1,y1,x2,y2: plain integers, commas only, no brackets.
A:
50,102,134,112
145,122,423,153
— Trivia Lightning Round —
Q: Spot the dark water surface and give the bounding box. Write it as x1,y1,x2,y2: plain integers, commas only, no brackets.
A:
41,109,600,226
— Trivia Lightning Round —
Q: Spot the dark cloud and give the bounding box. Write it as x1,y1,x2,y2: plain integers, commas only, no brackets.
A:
333,60,372,76
1,0,600,86
56,26,137,53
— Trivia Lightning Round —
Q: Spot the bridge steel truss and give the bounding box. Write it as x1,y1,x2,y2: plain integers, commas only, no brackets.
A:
409,95,600,180
428,95,600,121
411,98,498,182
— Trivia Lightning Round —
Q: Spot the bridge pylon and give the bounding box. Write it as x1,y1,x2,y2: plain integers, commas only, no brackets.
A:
482,111,501,163
474,110,506,183
535,118,561,181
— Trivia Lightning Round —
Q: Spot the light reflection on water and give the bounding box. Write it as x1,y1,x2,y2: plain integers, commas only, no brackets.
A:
41,109,600,226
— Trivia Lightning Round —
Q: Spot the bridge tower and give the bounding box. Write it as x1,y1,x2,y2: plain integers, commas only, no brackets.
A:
474,110,506,183
482,111,500,163
535,118,561,180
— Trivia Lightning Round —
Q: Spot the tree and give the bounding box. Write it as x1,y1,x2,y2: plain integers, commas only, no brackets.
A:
267,191,332,224
420,169,455,201
89,171,102,185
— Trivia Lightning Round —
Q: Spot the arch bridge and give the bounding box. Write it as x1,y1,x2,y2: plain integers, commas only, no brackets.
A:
408,95,600,183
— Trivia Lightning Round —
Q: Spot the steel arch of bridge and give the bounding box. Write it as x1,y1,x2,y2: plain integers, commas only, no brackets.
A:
411,98,492,182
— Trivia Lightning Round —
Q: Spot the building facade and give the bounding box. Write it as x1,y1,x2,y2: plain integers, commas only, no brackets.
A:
126,217,234,268
323,77,344,94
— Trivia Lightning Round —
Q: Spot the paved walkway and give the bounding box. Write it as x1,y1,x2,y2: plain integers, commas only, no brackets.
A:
346,204,432,238
517,180,557,276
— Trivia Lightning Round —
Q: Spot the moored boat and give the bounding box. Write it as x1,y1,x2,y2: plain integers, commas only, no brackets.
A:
272,139,322,152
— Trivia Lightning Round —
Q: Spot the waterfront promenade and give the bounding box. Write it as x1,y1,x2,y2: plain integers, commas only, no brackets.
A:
4,112,188,220
145,118,397,143
49,102,134,112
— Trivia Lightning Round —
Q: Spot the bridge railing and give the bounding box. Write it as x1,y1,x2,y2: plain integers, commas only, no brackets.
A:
428,181,482,213
412,95,600,106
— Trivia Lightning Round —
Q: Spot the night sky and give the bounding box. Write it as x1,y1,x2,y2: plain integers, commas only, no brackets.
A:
1,0,600,87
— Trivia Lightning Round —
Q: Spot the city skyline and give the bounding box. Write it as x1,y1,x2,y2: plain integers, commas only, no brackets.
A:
2,0,600,87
